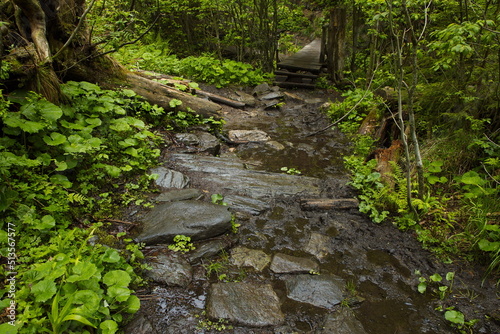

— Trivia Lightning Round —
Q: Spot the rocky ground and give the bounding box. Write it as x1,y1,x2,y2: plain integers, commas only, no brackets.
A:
122,83,499,334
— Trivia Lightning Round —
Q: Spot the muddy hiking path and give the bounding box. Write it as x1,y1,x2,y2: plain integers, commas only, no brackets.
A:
124,83,500,334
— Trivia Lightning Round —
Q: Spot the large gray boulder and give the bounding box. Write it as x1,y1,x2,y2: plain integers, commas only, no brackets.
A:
135,200,232,245
207,282,284,327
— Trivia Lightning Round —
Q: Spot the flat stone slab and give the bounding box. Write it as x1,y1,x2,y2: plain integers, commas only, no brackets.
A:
145,252,192,287
304,232,331,260
135,200,232,245
168,154,320,203
285,275,345,310
230,246,271,271
207,282,284,327
228,130,271,142
150,167,190,189
154,188,203,202
270,253,319,274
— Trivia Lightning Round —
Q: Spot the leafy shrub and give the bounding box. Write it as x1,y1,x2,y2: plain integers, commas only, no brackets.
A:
0,82,170,333
116,43,270,87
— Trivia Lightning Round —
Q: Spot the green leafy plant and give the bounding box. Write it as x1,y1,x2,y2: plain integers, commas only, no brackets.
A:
168,235,195,253
280,167,302,175
211,194,228,206
416,271,455,300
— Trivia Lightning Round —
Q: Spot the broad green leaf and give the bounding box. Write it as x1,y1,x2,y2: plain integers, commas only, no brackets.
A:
118,138,138,147
103,270,131,287
459,171,486,186
36,153,52,166
37,100,63,122
109,118,130,132
73,290,101,313
78,81,102,92
124,295,141,313
126,117,145,129
107,286,130,302
124,147,139,157
67,262,98,283
50,174,73,188
55,160,68,171
446,272,455,281
33,215,56,230
444,310,465,325
101,248,121,263
478,239,500,252
85,117,102,127
43,132,67,146
100,320,118,334
31,279,57,302
429,273,442,282
417,282,427,294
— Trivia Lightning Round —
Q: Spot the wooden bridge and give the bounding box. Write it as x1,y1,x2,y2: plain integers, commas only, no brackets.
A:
274,39,325,89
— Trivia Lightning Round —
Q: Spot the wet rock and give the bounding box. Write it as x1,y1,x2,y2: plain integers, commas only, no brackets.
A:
230,246,271,271
316,308,368,334
270,253,320,274
304,232,331,260
264,99,282,109
174,133,200,146
154,188,203,202
252,83,271,96
168,154,321,201
207,282,284,326
188,238,234,264
135,200,232,245
285,274,345,310
223,194,267,215
145,252,192,287
151,167,190,189
232,91,257,106
123,313,157,334
259,91,284,100
194,131,220,155
266,140,286,151
228,130,271,142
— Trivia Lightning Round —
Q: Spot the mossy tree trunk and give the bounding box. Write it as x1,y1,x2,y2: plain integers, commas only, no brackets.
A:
1,0,221,117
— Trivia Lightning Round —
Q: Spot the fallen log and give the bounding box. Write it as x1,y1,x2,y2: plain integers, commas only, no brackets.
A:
300,198,359,211
196,90,246,108
125,73,223,118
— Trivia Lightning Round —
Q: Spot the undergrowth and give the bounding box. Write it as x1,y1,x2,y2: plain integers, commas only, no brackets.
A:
115,42,271,88
327,88,500,277
0,81,220,333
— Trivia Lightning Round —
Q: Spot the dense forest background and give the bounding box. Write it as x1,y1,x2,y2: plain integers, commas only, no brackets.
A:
0,0,499,333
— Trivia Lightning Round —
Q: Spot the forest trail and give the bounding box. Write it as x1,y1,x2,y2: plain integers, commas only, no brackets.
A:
126,84,499,334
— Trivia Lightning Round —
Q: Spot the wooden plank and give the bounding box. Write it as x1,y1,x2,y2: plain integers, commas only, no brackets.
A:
277,39,325,73
274,70,318,79
274,81,316,89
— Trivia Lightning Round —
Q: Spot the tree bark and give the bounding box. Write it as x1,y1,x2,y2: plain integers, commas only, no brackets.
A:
326,6,347,83
3,0,222,118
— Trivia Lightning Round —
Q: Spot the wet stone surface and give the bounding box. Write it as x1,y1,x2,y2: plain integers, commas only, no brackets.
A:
130,85,500,334
207,282,285,327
